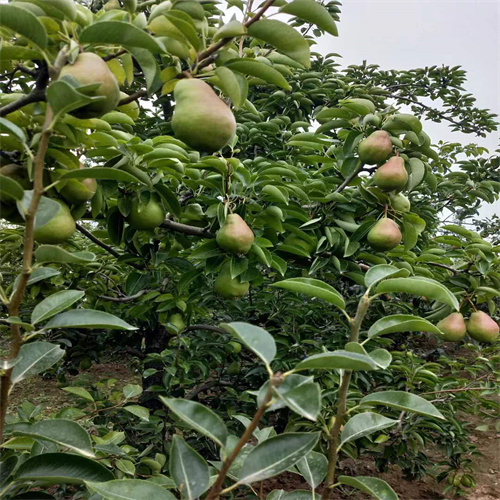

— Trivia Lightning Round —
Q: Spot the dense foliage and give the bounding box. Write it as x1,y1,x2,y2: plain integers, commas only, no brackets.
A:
0,1,498,499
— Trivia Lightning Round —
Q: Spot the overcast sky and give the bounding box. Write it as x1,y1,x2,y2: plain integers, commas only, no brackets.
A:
315,0,499,219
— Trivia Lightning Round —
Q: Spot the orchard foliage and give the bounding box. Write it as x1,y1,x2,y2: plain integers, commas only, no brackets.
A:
0,1,499,499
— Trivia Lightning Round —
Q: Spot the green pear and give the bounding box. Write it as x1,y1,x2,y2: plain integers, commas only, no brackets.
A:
34,199,76,244
60,52,120,119
0,164,32,203
126,198,166,230
216,214,254,255
373,156,408,192
390,193,411,212
59,165,97,204
229,341,242,354
227,360,240,375
367,218,402,251
214,263,249,299
169,313,185,332
437,313,467,342
467,311,499,343
358,130,393,164
172,78,236,152
118,91,140,120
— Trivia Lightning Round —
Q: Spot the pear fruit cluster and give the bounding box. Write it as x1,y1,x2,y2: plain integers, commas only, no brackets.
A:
126,198,166,231
216,214,254,254
214,262,249,299
367,218,402,251
358,130,392,164
60,52,121,119
172,79,236,152
437,311,498,343
373,156,408,192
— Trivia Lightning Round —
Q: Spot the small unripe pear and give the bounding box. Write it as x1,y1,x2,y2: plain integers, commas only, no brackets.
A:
169,313,185,332
367,218,402,251
0,164,32,203
59,165,97,204
358,130,393,164
437,313,467,342
373,156,408,192
390,193,411,212
467,311,499,343
214,263,249,299
126,198,166,230
216,214,254,254
34,200,76,244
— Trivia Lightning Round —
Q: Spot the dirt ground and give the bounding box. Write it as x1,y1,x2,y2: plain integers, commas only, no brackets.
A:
7,362,500,500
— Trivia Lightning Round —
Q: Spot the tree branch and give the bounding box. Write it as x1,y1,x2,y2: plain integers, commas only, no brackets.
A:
0,62,49,117
184,324,227,335
426,262,458,274
334,162,365,193
160,219,214,238
118,90,148,106
75,223,142,270
195,0,277,71
103,49,127,61
100,290,150,302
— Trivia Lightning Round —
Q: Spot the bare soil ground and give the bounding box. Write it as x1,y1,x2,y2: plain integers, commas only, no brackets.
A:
7,361,500,500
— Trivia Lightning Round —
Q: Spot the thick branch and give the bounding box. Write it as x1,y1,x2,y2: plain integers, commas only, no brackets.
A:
426,262,458,274
161,219,214,238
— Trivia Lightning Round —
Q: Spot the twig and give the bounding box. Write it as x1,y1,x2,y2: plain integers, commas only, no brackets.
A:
421,387,489,396
0,63,49,117
184,324,227,335
334,162,364,193
118,90,148,106
195,0,277,72
426,262,458,274
75,223,142,270
103,49,127,61
160,219,214,238
206,375,282,499
100,290,150,302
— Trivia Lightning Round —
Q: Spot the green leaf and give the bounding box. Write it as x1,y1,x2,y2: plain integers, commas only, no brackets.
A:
26,268,60,285
13,420,94,458
247,20,310,68
155,183,181,217
277,379,321,421
0,116,27,143
271,278,345,311
214,19,247,41
338,476,399,500
375,277,459,310
295,351,376,372
62,386,95,402
47,80,104,118
15,453,113,484
360,391,445,419
280,0,338,36
368,314,443,338
407,157,426,191
11,342,64,385
35,246,96,264
86,479,176,500
80,22,164,53
0,4,47,48
31,290,85,325
226,59,291,90
296,451,328,489
60,168,140,183
128,47,162,94
340,413,397,448
170,435,210,500
365,264,410,289
44,309,136,331
214,66,247,108
160,398,228,448
0,174,24,202
221,322,276,369
17,193,60,230
238,433,320,484
123,384,142,399
369,349,392,370
122,405,150,421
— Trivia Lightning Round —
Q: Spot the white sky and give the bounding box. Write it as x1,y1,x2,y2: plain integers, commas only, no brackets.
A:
315,0,499,220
